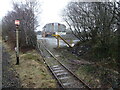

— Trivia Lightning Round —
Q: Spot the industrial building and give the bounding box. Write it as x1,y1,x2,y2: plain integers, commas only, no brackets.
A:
42,23,66,37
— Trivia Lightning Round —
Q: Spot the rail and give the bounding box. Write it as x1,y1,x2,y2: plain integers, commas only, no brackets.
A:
37,40,91,89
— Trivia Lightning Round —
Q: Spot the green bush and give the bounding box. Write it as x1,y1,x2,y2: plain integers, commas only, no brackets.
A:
93,42,109,59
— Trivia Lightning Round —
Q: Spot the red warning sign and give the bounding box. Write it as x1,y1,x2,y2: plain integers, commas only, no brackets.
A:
15,20,20,25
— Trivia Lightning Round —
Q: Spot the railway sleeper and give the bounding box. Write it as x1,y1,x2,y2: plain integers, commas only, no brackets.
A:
63,82,74,86
61,77,85,88
56,72,68,76
52,65,59,68
54,70,65,73
59,76,71,80
52,67,62,70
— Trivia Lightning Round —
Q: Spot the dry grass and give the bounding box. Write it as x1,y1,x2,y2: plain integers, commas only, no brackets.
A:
2,41,57,88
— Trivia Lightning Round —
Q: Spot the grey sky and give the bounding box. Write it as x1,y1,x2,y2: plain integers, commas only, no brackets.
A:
0,0,117,31
0,0,70,31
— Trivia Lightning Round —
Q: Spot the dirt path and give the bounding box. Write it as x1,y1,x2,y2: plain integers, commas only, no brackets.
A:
2,46,21,88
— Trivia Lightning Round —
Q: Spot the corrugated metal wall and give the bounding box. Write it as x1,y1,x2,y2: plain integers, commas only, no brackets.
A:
43,23,66,32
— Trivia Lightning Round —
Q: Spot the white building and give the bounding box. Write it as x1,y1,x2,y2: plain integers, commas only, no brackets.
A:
42,22,66,37
43,22,66,32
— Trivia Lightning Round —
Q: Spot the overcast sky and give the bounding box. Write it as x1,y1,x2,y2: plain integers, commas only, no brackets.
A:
0,0,117,31
0,0,71,31
0,0,12,18
39,0,71,31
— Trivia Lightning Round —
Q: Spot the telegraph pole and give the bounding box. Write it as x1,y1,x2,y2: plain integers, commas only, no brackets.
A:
15,20,20,65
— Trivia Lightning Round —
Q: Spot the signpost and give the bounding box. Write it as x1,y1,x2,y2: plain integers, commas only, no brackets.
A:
15,20,20,65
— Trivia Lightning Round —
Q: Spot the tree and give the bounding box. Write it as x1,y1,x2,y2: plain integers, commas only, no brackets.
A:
63,1,119,60
2,0,41,49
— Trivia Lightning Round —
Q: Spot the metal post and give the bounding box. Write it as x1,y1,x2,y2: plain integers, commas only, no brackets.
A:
16,25,19,65
57,36,60,48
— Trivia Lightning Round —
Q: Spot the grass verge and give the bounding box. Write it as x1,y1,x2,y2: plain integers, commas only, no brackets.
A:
75,64,119,88
2,41,57,88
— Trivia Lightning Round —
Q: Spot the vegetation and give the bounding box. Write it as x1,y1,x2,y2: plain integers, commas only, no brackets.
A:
0,22,2,36
14,50,57,88
63,2,120,70
2,0,40,49
76,64,119,88
2,40,57,88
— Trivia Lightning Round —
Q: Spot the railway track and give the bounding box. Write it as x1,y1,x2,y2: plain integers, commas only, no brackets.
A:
37,40,91,89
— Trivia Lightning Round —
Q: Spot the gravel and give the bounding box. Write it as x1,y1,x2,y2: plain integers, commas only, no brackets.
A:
2,47,21,88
